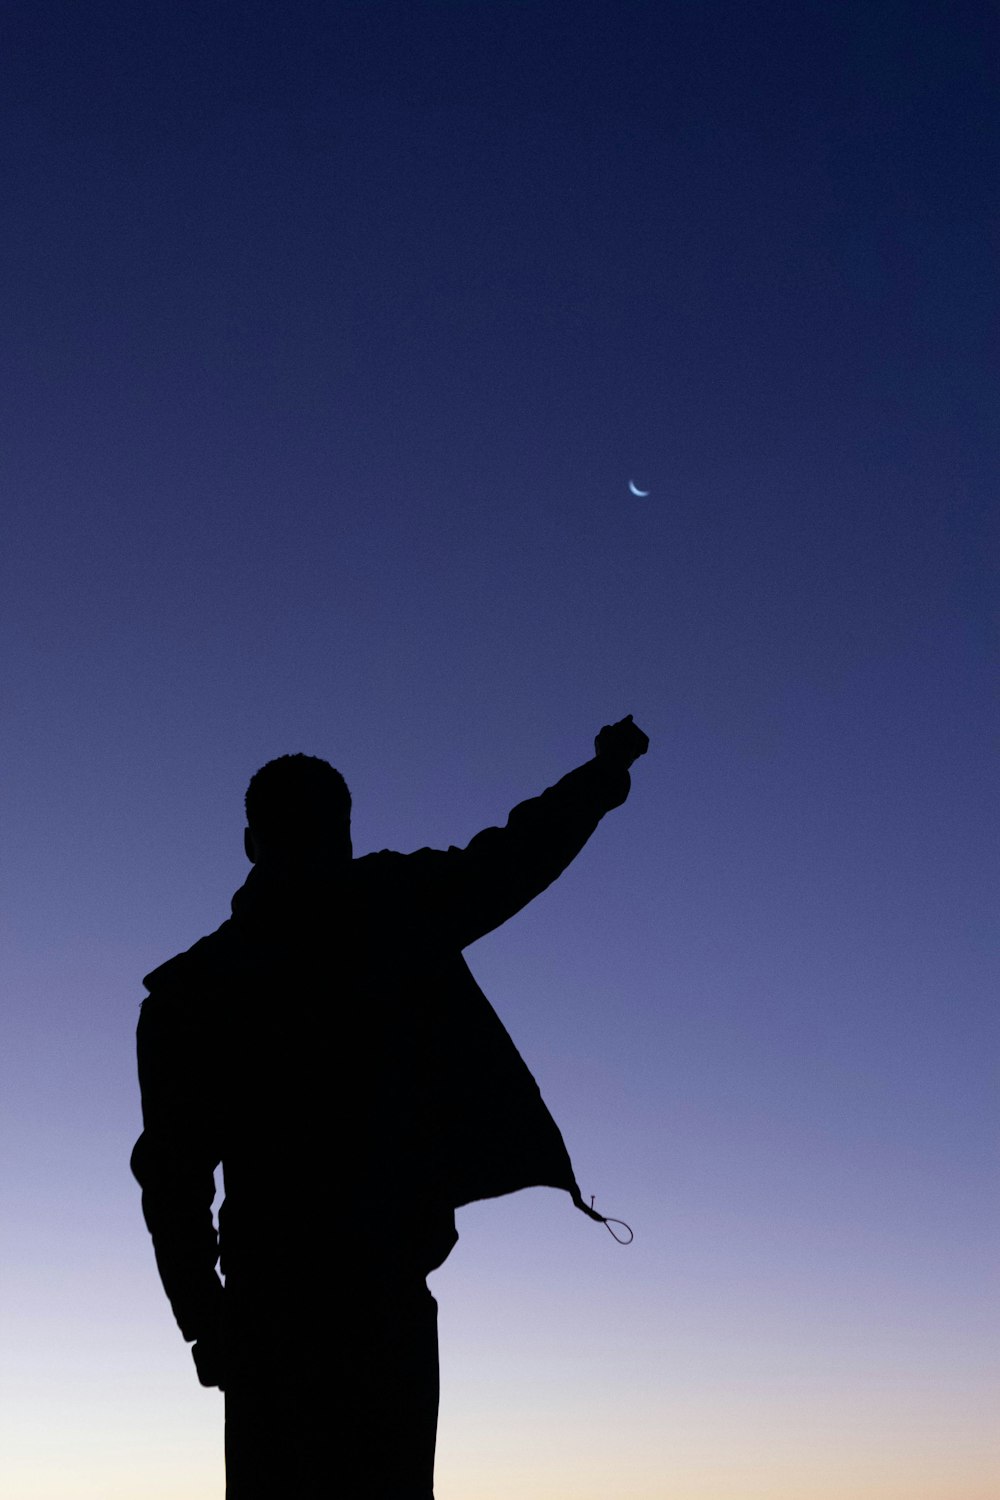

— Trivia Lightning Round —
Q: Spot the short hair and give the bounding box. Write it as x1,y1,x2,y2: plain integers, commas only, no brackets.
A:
245,754,351,834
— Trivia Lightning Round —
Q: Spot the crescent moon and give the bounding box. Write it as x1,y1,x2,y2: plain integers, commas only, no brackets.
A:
628,480,650,497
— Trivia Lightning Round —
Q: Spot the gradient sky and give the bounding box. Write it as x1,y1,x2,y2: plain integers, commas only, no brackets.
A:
3,4,997,1497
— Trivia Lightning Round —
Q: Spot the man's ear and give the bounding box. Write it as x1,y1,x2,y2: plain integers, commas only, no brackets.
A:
243,827,256,864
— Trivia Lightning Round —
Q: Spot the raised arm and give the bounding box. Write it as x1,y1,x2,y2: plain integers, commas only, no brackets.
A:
394,715,649,953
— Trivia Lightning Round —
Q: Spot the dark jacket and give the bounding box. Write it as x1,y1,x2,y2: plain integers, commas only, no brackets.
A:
131,754,630,1348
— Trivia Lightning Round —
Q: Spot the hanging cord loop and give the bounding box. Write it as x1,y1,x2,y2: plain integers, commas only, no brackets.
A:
572,1188,634,1245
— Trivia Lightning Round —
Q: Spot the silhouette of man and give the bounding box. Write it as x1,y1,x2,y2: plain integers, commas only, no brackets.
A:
131,715,648,1498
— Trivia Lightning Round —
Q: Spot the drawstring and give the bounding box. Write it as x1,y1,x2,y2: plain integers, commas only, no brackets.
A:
572,1188,634,1245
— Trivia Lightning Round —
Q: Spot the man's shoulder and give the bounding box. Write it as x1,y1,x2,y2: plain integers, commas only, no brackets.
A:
352,848,402,871
354,845,453,873
137,927,242,1060
351,846,447,884
141,922,237,999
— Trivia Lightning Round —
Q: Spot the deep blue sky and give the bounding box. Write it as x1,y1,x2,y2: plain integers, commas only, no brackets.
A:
3,5,997,1497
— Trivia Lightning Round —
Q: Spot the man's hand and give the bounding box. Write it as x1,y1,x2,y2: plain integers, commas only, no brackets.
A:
594,714,650,768
192,1326,226,1390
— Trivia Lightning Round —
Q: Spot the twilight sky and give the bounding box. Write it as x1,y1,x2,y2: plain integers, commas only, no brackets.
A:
2,4,997,1497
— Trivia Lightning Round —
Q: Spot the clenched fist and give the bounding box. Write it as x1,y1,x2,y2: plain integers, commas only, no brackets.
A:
594,714,650,768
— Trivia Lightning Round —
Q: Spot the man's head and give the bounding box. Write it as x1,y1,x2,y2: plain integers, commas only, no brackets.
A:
244,753,352,877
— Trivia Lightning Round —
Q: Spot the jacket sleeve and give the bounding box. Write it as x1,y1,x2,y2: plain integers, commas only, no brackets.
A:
401,754,631,952
130,991,224,1345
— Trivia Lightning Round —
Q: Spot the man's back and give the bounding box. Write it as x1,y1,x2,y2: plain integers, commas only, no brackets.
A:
131,719,648,1497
